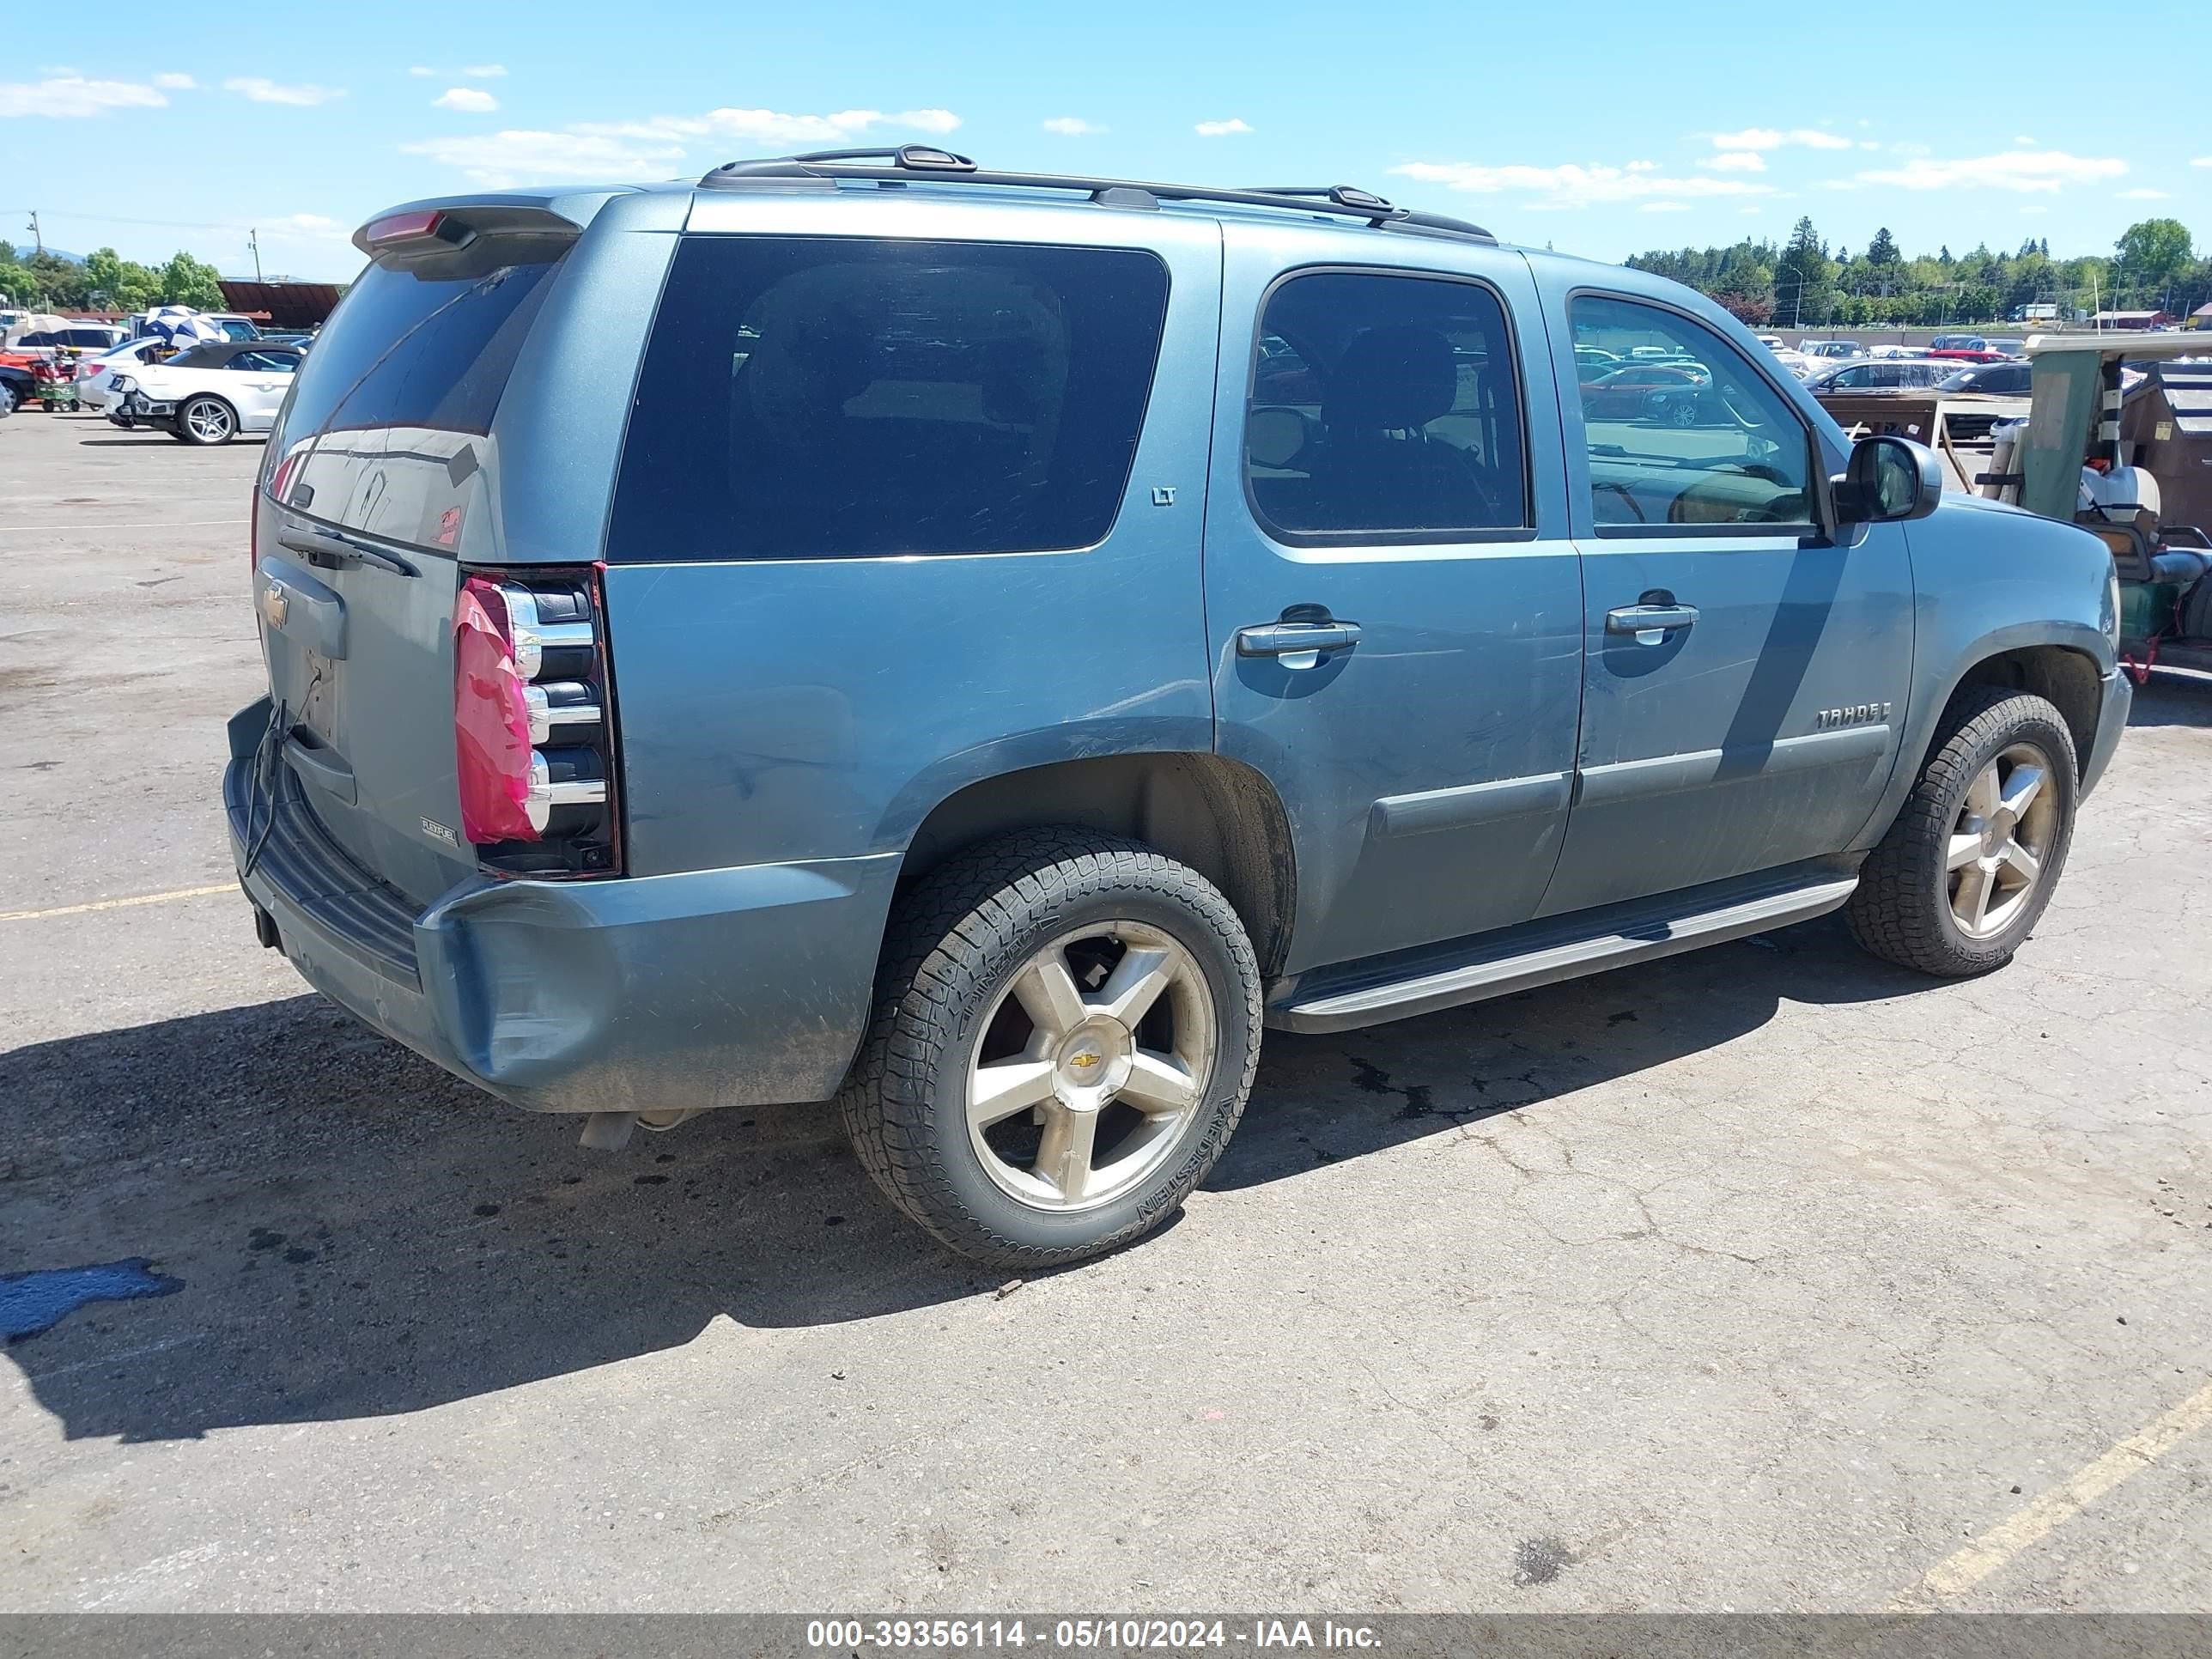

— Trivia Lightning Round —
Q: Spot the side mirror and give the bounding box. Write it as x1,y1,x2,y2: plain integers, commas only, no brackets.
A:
1831,434,1942,526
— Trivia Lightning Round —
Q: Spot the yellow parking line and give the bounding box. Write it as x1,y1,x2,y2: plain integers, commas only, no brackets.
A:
0,884,235,922
1890,1378,2212,1607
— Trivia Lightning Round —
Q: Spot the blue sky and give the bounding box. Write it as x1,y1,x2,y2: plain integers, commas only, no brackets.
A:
3,0,2203,283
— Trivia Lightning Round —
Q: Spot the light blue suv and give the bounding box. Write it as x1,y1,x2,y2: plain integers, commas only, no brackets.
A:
229,147,2130,1265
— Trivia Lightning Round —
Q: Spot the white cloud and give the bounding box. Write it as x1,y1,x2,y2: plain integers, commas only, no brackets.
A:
410,105,964,185
224,76,346,106
1391,159,1771,209
2121,188,2169,200
1042,116,1104,136
1840,149,2128,193
151,72,198,90
2193,156,2211,168
2014,134,2037,146
583,105,959,147
463,64,507,77
1625,160,1657,173
0,75,167,118
408,65,436,77
1710,126,1853,153
434,86,499,112
1194,118,1252,137
402,129,690,186
1701,150,1767,173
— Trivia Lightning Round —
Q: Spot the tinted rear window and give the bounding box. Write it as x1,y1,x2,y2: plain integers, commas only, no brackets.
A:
276,252,564,447
606,236,1170,562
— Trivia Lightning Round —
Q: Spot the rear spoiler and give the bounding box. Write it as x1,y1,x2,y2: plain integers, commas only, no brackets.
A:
353,204,580,274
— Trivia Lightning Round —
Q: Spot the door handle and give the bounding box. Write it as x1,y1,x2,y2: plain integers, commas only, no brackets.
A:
1237,620,1362,659
1605,603,1699,643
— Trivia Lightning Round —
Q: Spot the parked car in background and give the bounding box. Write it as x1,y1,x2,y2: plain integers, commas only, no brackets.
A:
0,362,34,416
75,337,175,411
107,339,304,444
1579,362,1718,422
1798,339,1863,363
1937,361,2033,396
224,152,2128,1267
14,323,128,356
1805,358,1961,393
1930,334,1990,352
1981,339,2029,359
1926,347,2008,364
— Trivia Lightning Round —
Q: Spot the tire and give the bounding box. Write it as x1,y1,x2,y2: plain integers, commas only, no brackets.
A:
175,396,236,446
840,829,1263,1267
1847,687,2078,976
1668,398,1701,428
0,383,15,417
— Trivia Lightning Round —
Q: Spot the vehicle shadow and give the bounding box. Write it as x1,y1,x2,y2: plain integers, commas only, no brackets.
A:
3,912,1925,1443
2127,673,2211,727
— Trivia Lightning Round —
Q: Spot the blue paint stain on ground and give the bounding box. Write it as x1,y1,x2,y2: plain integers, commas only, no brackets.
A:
1,1260,184,1344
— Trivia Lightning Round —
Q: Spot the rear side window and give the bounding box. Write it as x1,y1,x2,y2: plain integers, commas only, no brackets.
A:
276,254,565,448
606,236,1170,562
1243,270,1529,541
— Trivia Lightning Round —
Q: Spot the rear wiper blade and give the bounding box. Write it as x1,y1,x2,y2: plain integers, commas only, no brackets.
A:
276,523,419,579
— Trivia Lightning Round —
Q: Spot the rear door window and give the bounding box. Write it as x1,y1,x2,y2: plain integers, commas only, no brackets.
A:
606,236,1170,562
1242,270,1530,541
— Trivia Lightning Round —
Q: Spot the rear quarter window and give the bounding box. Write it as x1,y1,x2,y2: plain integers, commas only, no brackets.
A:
606,236,1171,562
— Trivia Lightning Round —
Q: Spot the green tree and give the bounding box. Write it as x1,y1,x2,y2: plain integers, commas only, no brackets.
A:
83,246,161,313
2113,218,2194,307
156,250,225,309
1864,227,1901,267
25,249,88,308
1774,216,1836,327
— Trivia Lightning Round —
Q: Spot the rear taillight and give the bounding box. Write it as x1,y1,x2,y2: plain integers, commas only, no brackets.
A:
452,568,619,878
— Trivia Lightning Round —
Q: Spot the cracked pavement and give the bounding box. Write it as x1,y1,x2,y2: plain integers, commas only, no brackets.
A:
3,412,2209,1613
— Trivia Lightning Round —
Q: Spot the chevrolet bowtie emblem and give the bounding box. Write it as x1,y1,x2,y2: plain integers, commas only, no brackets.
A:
261,582,289,629
1070,1053,1101,1070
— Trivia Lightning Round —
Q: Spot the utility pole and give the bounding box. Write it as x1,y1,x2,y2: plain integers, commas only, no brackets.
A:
26,210,41,255
248,227,263,283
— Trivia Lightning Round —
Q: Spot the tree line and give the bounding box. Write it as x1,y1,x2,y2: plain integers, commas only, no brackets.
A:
0,242,228,314
1628,216,2206,329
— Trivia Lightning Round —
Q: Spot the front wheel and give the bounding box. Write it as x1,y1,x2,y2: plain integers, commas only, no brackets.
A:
1848,688,2078,975
840,830,1263,1267
176,396,236,446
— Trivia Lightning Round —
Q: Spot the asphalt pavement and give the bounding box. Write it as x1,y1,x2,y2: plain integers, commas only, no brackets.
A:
3,408,2209,1613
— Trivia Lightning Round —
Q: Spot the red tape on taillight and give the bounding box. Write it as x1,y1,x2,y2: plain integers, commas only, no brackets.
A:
453,576,539,844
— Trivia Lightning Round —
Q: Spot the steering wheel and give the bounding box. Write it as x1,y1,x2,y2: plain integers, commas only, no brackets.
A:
1593,481,1647,523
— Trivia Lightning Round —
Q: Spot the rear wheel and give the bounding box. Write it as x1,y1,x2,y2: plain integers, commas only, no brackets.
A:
0,383,15,417
1848,688,2077,975
176,396,236,446
840,829,1262,1267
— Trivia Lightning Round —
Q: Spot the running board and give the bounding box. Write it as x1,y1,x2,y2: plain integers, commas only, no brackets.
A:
1269,872,1860,1034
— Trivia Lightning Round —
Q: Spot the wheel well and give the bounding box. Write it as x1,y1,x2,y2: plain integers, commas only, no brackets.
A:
899,755,1298,976
1950,647,2101,776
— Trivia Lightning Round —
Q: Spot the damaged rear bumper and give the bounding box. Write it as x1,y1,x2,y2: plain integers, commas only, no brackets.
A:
223,701,900,1115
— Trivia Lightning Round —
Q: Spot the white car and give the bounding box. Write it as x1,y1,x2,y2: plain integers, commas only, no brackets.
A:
75,337,177,410
107,339,305,445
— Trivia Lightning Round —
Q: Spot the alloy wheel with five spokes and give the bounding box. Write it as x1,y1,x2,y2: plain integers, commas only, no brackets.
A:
1944,742,2057,940
966,921,1218,1212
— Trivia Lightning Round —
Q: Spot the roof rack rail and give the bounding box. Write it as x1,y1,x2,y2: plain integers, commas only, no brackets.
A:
698,147,1498,245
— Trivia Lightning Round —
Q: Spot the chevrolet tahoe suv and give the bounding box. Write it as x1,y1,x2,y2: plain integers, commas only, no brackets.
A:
229,148,2130,1266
